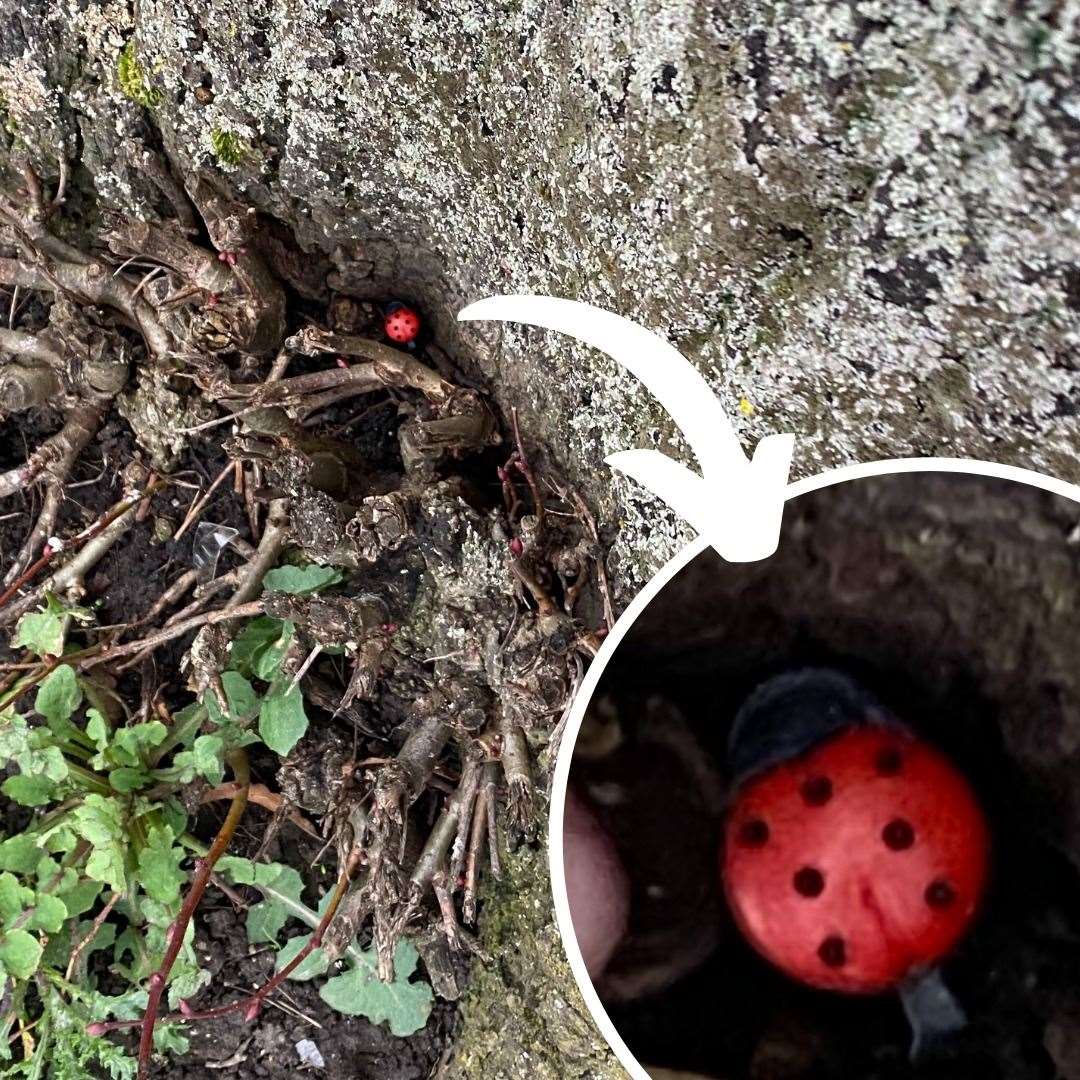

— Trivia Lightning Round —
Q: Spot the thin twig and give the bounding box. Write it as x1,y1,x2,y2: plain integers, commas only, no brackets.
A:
0,401,106,501
173,461,233,542
227,498,288,608
498,713,533,830
200,782,319,838
65,892,120,980
510,408,544,531
410,759,480,893
133,749,250,1078
0,478,164,624
81,600,264,670
136,569,198,626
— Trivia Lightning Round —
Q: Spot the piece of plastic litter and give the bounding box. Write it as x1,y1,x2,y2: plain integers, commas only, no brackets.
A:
900,966,968,1062
296,1039,325,1069
192,522,239,585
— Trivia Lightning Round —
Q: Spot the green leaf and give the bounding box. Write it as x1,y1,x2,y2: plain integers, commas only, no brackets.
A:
34,853,61,885
12,610,64,659
35,857,75,898
254,622,295,680
71,795,127,893
112,721,167,765
154,1023,190,1057
14,592,93,659
108,767,150,793
161,798,188,839
217,856,306,944
258,679,308,756
138,827,187,904
149,702,205,765
262,564,343,595
230,617,295,680
86,708,110,751
47,591,95,624
0,711,67,782
35,664,83,735
319,939,433,1035
0,872,33,922
275,932,330,981
0,835,41,874
27,893,67,933
166,960,210,1009
216,721,261,752
205,671,260,726
171,734,225,786
59,878,105,919
0,928,42,979
1,773,56,806
41,824,78,853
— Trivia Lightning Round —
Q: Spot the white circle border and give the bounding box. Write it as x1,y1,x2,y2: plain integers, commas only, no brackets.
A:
547,456,1080,1079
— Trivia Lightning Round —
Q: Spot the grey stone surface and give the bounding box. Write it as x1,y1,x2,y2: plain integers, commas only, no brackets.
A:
3,0,1078,597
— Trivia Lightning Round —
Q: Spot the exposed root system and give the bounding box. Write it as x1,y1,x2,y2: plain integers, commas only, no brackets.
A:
0,145,612,1070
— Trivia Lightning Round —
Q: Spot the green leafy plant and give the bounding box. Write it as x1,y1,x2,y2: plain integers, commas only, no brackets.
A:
208,128,249,168
116,41,162,109
214,614,308,755
217,857,433,1036
0,595,243,1074
0,565,427,1076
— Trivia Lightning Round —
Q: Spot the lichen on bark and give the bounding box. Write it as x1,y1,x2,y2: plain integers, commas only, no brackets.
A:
449,838,627,1080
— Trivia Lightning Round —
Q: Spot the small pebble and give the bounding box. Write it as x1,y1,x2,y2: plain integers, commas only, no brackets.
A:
296,1039,325,1069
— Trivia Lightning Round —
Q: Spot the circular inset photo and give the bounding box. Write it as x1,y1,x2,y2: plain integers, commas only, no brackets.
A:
557,471,1080,1080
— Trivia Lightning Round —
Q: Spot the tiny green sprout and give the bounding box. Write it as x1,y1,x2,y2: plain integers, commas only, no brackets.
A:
209,128,249,168
117,40,162,108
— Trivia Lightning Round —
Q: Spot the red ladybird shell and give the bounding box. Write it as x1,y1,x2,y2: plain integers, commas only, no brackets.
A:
723,725,989,993
385,306,421,343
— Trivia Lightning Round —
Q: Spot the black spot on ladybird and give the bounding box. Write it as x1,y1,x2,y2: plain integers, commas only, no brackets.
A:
818,935,847,967
801,775,833,806
883,818,915,850
925,878,957,909
737,819,769,848
793,866,825,897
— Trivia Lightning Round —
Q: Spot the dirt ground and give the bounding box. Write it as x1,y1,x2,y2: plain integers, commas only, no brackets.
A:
0,405,464,1077
141,809,458,1080
573,473,1080,1080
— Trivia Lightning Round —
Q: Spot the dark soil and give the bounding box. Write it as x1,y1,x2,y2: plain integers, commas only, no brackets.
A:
572,473,1080,1080
0,395,461,1079
0,409,245,669
142,801,456,1080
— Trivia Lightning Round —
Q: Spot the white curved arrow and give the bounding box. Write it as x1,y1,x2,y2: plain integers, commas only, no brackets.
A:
458,294,795,562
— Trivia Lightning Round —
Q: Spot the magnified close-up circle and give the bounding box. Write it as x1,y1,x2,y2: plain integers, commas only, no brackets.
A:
559,472,1080,1080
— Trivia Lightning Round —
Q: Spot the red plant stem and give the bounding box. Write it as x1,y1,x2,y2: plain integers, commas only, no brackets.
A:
178,865,352,1023
90,863,353,1037
135,748,249,1078
510,407,544,531
0,478,165,610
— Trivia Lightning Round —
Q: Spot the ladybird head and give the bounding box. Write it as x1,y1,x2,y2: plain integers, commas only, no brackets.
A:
728,668,897,784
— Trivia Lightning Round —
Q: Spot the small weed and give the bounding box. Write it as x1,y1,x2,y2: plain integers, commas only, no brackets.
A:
116,41,162,109
0,566,427,1077
209,128,249,168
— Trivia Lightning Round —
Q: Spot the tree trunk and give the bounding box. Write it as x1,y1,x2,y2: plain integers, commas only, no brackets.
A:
2,2,1077,1075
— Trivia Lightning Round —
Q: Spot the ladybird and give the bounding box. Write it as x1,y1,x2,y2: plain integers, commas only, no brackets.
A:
384,302,421,344
722,670,989,1053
